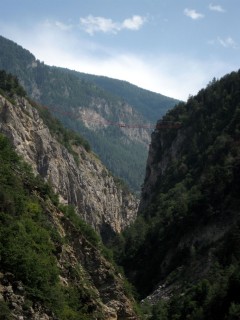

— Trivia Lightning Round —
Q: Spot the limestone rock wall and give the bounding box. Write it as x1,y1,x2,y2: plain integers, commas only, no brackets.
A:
0,95,138,239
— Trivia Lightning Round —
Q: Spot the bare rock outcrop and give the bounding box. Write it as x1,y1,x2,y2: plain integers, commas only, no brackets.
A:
0,95,138,239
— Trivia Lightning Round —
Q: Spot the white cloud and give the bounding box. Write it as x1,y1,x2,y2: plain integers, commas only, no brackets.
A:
209,4,225,13
122,15,146,30
80,15,118,35
218,37,237,48
80,15,146,35
184,8,204,20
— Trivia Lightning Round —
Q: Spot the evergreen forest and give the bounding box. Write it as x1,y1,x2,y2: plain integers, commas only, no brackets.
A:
108,71,240,319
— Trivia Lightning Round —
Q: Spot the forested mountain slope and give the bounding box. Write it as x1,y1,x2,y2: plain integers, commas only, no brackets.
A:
0,74,139,319
0,35,179,191
67,70,178,123
111,71,240,320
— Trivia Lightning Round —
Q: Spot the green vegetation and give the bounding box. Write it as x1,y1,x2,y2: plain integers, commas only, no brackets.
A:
0,133,57,301
80,125,147,191
0,69,26,98
108,71,240,319
0,301,12,320
148,262,240,319
0,133,106,318
59,204,101,248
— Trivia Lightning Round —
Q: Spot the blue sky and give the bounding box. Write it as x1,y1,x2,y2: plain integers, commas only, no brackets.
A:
1,0,239,100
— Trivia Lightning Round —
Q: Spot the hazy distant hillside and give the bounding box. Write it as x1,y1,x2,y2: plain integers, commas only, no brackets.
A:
0,35,179,191
66,70,179,122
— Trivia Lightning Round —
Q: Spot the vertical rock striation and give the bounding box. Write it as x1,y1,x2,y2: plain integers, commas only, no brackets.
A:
0,95,138,239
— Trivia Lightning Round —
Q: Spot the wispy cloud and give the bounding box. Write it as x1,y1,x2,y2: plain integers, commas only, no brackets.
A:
218,37,237,48
80,16,117,35
43,20,73,31
184,8,204,20
55,21,73,31
80,15,146,35
209,4,225,13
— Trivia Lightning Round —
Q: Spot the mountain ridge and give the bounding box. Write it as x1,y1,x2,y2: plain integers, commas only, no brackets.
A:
0,35,179,191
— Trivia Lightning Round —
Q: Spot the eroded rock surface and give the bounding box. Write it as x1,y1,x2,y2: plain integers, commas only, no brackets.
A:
0,95,138,239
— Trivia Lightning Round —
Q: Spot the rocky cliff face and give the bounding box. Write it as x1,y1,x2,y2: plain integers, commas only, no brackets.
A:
78,97,151,147
0,95,138,240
